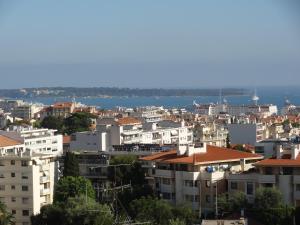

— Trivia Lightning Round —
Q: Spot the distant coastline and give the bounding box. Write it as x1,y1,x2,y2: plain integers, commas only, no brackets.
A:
0,87,249,99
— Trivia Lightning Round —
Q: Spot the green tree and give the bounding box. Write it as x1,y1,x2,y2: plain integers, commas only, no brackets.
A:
0,201,14,225
218,191,248,214
255,187,283,209
129,197,173,225
31,196,113,225
63,152,80,177
63,112,96,135
40,116,64,132
169,218,186,225
54,176,95,203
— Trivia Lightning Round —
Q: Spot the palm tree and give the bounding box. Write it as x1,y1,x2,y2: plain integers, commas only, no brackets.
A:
0,202,14,225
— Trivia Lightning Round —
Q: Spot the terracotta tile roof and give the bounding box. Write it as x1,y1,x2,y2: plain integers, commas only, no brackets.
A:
117,117,141,125
0,135,22,147
53,102,74,109
255,156,300,167
63,135,71,144
140,145,263,165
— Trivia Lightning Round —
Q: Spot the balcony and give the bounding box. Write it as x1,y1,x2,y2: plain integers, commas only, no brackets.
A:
40,188,50,195
40,176,50,183
258,175,276,184
155,169,174,178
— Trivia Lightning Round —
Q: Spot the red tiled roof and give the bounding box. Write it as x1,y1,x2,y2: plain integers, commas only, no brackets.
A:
255,156,300,167
0,135,22,147
117,117,141,125
140,145,263,165
53,102,74,109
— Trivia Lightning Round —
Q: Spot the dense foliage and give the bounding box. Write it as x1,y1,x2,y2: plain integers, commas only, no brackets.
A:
54,176,95,203
63,152,80,177
40,112,95,134
31,196,113,225
0,202,14,225
129,197,197,225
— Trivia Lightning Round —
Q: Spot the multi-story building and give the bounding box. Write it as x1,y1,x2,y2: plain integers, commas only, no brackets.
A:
12,104,43,120
0,99,25,113
0,135,57,225
0,126,63,156
228,140,300,207
140,143,262,215
41,102,75,119
193,123,228,147
227,123,265,146
70,117,193,152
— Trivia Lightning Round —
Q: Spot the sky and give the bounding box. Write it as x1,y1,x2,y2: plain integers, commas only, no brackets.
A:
0,0,300,88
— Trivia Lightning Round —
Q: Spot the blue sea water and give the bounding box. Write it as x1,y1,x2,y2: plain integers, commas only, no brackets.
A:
23,87,300,110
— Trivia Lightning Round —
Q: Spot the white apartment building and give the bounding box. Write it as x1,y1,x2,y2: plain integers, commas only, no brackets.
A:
194,102,277,117
193,123,228,147
0,126,63,156
70,117,193,152
228,141,300,207
0,135,56,225
12,104,43,120
140,143,262,215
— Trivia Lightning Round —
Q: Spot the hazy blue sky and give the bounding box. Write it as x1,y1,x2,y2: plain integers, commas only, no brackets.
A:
0,0,300,88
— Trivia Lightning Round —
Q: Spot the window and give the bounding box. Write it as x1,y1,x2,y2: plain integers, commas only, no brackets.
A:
0,161,4,166
246,182,254,195
22,173,28,179
185,195,194,202
195,195,200,202
22,198,29,204
11,185,15,190
296,184,300,192
11,172,15,177
22,186,28,191
11,197,16,202
162,192,171,200
21,161,28,167
162,178,171,185
12,210,16,215
22,210,29,216
265,167,273,175
0,173,4,178
11,160,15,165
230,182,238,190
0,185,5,191
184,180,194,187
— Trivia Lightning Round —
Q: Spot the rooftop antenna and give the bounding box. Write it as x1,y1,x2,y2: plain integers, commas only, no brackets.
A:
252,88,259,105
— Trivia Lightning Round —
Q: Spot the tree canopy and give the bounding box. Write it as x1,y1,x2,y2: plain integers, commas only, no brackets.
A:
63,152,80,177
0,202,14,225
63,112,96,135
54,176,95,203
254,187,283,209
31,196,113,225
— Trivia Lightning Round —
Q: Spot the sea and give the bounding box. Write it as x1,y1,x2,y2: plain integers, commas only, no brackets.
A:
22,86,300,110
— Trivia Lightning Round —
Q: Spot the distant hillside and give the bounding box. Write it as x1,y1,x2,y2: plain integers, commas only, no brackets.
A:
0,87,249,98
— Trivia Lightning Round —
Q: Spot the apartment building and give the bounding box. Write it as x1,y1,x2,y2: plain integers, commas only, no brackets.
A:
193,123,228,147
12,104,43,120
0,135,56,225
70,117,193,152
228,141,300,206
0,126,63,156
41,102,75,119
140,143,262,215
227,123,265,146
